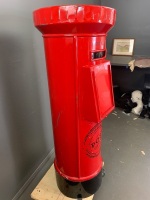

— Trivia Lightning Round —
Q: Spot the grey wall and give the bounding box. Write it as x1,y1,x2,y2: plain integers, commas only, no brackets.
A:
0,1,101,200
102,0,150,56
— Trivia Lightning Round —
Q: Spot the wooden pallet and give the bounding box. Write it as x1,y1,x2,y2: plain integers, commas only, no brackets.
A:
31,164,94,200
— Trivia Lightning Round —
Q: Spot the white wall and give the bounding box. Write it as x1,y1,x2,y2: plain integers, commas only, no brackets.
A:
102,0,150,55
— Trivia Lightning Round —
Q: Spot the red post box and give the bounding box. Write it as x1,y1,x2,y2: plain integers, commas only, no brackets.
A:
33,5,116,198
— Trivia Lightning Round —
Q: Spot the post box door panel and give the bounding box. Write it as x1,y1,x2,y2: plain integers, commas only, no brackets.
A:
81,61,114,122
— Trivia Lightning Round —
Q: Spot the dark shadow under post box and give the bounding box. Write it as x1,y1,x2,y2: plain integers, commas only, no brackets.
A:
33,5,116,198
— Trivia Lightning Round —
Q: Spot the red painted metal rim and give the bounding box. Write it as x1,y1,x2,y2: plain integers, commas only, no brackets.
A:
33,5,116,26
54,158,103,182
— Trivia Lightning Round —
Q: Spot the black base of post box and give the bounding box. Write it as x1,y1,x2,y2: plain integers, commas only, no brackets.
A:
55,170,102,198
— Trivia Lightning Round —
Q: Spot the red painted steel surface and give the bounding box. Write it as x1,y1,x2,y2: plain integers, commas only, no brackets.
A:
33,5,116,182
33,5,116,34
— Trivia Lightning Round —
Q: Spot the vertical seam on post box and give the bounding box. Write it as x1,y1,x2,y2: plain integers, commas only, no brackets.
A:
73,35,81,178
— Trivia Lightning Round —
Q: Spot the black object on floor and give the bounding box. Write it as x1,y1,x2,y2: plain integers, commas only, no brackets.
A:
139,74,150,119
55,169,102,198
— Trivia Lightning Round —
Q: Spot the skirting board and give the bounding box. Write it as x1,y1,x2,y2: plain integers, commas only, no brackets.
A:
12,148,55,200
31,164,94,200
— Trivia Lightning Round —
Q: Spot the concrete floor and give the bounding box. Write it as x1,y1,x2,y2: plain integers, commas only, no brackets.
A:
94,108,150,200
20,108,150,200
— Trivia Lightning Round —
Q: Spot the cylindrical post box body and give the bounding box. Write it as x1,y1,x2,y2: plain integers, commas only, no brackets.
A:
33,5,116,198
